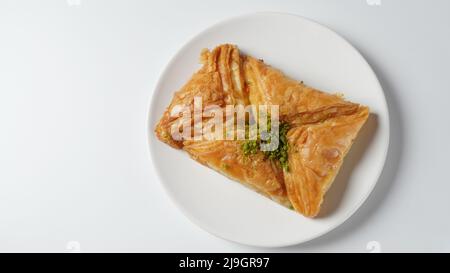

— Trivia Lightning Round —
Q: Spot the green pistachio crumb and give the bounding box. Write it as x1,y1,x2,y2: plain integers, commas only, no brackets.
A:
241,117,290,171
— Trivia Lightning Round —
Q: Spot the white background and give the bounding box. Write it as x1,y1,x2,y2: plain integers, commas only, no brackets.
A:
0,0,449,252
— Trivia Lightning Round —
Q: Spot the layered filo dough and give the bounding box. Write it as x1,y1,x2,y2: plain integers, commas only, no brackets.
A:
155,44,369,217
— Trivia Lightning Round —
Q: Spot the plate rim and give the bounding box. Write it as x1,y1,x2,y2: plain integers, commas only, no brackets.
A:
147,11,390,248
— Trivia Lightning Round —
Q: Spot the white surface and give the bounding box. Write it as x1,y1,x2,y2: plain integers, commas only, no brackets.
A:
0,0,449,252
149,12,389,247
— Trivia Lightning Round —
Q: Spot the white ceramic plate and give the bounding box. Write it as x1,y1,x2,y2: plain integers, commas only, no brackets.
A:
148,12,389,247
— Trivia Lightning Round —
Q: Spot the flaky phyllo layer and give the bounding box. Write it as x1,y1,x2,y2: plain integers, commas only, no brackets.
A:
155,44,369,217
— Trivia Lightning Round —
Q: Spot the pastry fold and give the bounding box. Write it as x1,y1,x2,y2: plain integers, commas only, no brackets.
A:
155,44,369,217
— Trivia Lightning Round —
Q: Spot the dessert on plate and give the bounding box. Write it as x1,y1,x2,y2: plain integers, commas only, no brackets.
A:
155,44,369,217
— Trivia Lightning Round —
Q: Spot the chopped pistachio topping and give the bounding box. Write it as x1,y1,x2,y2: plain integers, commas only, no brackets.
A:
262,122,290,171
242,140,259,156
241,116,290,171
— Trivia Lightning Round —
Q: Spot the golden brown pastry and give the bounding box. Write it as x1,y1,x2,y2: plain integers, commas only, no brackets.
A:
284,107,369,217
155,44,289,207
154,44,369,217
155,45,247,148
243,55,369,217
183,139,290,207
